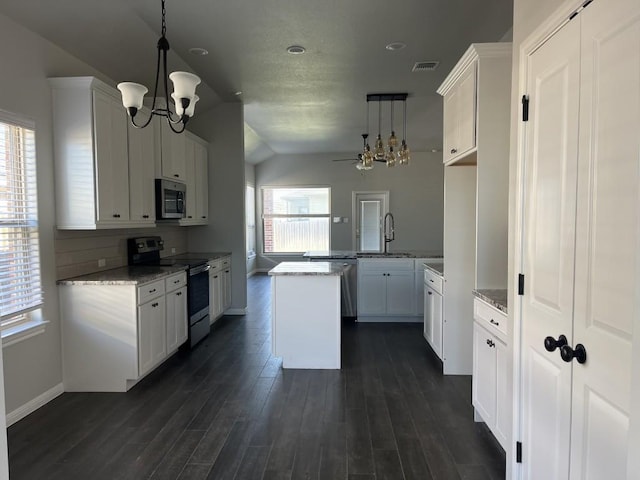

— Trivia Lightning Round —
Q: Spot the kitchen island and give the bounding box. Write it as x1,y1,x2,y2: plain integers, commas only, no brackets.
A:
268,262,343,369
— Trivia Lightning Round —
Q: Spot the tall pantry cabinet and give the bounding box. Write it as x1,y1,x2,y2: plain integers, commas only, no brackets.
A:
515,0,640,477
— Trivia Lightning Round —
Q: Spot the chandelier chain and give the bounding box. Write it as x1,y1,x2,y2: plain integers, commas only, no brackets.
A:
161,0,167,37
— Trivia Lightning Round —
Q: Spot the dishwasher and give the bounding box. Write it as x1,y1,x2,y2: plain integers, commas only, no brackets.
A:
309,257,357,319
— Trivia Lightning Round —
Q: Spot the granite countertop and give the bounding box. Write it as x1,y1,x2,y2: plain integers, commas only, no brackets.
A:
424,261,444,276
473,289,508,314
57,265,187,286
303,250,444,260
269,261,345,276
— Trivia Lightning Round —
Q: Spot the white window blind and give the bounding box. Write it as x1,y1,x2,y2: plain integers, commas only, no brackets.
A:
0,115,42,328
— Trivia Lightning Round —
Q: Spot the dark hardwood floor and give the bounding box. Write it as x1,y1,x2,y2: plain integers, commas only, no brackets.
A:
8,274,505,479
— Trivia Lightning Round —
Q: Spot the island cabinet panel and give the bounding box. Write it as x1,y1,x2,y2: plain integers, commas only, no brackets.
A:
271,273,341,369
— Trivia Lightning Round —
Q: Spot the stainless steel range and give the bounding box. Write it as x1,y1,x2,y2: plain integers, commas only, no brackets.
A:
128,236,210,348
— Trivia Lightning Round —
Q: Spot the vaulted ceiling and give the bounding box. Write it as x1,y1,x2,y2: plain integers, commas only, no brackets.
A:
0,0,513,163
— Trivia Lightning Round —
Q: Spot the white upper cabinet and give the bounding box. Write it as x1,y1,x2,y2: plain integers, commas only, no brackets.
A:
50,77,158,229
158,120,187,181
180,132,209,226
127,109,156,225
437,43,511,166
442,63,477,163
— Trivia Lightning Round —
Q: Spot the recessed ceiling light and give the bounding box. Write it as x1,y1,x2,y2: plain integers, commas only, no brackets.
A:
189,47,209,56
286,45,306,55
385,42,407,51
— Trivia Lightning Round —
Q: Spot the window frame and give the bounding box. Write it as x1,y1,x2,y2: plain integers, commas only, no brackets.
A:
0,109,47,346
261,185,332,255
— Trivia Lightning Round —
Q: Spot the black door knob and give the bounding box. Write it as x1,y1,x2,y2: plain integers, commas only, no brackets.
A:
544,334,568,352
560,344,587,364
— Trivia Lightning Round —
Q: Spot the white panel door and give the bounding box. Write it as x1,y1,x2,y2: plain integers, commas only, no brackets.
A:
359,200,381,251
569,1,639,477
521,17,580,479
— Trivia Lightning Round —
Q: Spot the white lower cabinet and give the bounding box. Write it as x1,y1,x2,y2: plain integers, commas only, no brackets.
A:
60,271,187,392
138,295,167,377
209,256,231,323
358,258,417,318
423,284,443,359
472,304,508,449
165,272,188,354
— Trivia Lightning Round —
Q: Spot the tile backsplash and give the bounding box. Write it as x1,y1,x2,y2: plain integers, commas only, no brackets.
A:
55,225,188,280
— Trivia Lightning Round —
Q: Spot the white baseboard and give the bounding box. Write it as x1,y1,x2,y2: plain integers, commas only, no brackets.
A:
246,269,257,278
224,307,248,315
6,383,64,427
256,268,271,273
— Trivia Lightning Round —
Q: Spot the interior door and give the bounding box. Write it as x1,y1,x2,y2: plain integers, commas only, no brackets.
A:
569,1,638,477
520,17,580,479
353,192,388,251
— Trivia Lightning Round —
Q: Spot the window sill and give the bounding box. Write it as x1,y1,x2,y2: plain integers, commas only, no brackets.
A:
2,319,49,348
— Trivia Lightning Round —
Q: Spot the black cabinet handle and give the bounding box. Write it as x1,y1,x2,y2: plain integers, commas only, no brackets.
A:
152,302,159,307
489,319,500,326
429,279,434,283
560,344,587,364
486,339,495,348
428,291,432,295
188,215,193,219
174,279,180,284
544,335,568,352
149,288,156,293
174,174,180,178
450,148,457,154
176,292,182,296
142,214,149,219
113,214,121,218
202,216,207,219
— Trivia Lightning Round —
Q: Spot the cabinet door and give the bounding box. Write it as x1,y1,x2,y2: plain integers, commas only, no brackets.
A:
166,286,187,354
358,272,386,315
494,338,509,449
222,266,232,310
386,271,415,315
472,323,496,427
127,113,155,224
423,285,433,343
182,137,197,223
210,271,223,322
138,297,166,376
93,89,130,223
456,62,477,157
160,121,186,181
432,290,443,359
415,271,424,315
442,89,459,163
194,141,209,223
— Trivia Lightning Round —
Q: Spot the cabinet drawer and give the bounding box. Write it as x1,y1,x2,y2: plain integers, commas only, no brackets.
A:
165,272,186,292
137,279,165,304
474,298,507,339
423,268,444,294
220,256,231,268
208,259,222,272
359,258,415,272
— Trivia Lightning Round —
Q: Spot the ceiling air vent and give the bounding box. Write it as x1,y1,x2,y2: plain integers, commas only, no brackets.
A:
412,61,439,72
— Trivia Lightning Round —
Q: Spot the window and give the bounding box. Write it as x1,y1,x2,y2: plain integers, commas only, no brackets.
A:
262,187,330,253
246,184,256,258
0,113,43,338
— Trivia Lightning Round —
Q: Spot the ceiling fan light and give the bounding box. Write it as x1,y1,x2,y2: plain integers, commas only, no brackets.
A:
117,82,148,110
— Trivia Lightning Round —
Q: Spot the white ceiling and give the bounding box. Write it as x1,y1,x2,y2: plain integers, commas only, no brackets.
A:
0,0,513,163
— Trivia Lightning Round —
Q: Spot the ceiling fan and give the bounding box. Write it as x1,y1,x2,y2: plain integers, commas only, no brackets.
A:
331,134,387,166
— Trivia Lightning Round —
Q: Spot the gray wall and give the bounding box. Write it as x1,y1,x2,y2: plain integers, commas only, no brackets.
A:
0,12,110,414
187,103,248,312
255,151,444,270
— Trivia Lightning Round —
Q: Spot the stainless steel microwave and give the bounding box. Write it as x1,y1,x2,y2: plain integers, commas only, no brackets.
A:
155,179,186,219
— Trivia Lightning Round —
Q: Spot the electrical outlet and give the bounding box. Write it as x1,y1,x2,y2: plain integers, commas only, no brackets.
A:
171,247,176,254
98,259,106,267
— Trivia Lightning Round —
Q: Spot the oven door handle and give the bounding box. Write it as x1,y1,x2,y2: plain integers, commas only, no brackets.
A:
190,264,211,276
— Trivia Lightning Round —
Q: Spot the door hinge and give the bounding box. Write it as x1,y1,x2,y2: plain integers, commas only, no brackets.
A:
518,274,525,295
522,95,529,122
516,441,523,463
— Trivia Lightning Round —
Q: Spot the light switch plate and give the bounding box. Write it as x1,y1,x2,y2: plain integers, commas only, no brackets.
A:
333,216,341,223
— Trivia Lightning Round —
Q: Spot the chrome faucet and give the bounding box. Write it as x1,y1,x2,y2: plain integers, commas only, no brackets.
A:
383,212,395,253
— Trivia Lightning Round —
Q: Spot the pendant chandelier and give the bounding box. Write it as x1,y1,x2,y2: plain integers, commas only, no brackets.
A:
357,93,411,170
117,0,201,134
